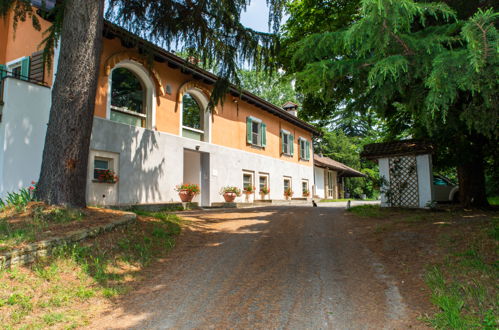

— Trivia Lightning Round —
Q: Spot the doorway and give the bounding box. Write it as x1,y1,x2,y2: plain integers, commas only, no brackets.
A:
183,149,210,206
326,170,335,199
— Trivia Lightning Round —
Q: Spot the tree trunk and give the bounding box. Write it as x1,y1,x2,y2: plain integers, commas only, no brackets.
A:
457,145,489,208
36,0,104,207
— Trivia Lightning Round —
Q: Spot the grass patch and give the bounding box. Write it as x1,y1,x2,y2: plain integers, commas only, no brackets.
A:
424,218,498,329
0,210,183,329
488,196,499,206
348,204,384,217
0,203,87,251
320,198,378,202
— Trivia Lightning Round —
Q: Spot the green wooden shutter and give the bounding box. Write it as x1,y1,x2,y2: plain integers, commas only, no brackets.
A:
20,57,30,80
261,123,267,147
306,140,310,160
246,117,252,144
0,64,6,79
290,134,294,155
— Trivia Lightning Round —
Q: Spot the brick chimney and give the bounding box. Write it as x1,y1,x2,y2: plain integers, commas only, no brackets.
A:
282,101,299,117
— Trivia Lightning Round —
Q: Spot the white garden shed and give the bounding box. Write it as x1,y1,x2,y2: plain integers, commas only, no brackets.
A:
361,140,434,208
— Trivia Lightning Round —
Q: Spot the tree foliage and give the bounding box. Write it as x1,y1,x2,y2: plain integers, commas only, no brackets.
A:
284,0,498,207
1,0,287,109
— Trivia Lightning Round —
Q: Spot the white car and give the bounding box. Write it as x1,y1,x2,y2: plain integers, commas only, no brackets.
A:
433,174,459,203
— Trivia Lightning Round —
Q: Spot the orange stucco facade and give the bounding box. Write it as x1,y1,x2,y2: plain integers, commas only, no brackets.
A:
0,10,53,84
1,10,314,166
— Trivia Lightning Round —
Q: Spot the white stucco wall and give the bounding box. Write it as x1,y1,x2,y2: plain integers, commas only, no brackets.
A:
314,166,325,199
0,80,314,206
0,78,51,198
416,154,433,208
378,158,390,207
90,117,314,206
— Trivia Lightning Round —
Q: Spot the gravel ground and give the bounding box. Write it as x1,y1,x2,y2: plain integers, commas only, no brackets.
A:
89,203,419,329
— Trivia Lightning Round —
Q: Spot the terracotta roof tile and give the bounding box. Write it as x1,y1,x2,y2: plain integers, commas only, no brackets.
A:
313,154,366,177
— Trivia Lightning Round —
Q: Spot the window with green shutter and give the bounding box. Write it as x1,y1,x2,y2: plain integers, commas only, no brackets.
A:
299,137,310,160
0,64,6,79
20,57,30,80
246,116,265,147
281,130,293,155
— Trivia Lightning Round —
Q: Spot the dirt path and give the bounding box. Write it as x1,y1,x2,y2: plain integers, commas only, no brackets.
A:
89,205,425,329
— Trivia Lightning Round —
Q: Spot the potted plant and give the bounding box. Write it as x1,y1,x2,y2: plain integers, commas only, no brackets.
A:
303,189,310,198
284,187,294,200
243,185,255,202
259,186,270,200
96,169,119,183
220,186,241,202
175,183,200,202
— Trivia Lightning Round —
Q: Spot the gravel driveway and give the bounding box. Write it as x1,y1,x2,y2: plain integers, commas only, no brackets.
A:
89,204,416,329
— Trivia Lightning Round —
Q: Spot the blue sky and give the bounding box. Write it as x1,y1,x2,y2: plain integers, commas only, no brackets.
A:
241,0,288,32
241,0,272,32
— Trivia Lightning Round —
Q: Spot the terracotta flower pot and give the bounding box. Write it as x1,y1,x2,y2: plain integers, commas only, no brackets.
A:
223,192,237,202
179,189,195,202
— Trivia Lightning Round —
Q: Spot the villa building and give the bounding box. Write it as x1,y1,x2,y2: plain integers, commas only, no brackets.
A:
0,4,319,206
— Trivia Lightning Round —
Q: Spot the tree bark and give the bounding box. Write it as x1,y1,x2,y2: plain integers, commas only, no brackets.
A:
456,144,489,208
36,0,104,207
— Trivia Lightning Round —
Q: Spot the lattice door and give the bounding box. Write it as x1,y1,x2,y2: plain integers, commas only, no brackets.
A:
388,156,419,207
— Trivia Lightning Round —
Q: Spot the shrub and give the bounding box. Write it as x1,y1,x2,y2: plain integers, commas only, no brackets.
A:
175,183,200,195
219,186,242,196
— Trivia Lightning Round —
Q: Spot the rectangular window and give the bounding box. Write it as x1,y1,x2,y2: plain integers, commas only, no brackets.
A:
252,121,260,146
94,158,110,179
299,137,310,160
259,174,269,191
243,172,254,190
246,117,266,147
281,130,294,155
7,57,29,81
302,180,309,195
283,177,292,192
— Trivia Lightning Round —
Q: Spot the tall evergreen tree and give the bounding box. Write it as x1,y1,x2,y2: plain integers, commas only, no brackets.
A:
1,0,285,207
286,0,498,207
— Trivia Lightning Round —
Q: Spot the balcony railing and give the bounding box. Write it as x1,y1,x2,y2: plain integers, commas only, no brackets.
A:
0,68,48,106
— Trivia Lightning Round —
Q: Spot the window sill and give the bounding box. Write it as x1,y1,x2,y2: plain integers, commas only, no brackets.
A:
281,153,293,158
248,143,265,150
91,180,117,184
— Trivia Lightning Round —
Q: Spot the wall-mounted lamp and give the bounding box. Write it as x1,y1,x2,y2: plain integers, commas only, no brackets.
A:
195,145,200,151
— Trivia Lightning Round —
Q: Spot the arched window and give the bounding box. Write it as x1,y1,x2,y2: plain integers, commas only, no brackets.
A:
182,92,205,141
110,68,146,127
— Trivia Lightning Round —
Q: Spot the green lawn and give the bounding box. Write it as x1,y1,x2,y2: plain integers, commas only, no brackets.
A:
319,198,378,202
488,196,499,206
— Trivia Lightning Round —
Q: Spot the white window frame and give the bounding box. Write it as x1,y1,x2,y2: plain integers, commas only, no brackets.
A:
258,173,269,192
6,57,26,79
106,60,156,130
299,137,310,160
249,116,263,146
283,176,292,192
281,129,292,155
180,88,211,143
93,156,114,180
243,170,255,191
302,179,309,195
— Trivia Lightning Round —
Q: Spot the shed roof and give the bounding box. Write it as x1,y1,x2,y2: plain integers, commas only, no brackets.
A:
314,155,366,178
360,139,433,160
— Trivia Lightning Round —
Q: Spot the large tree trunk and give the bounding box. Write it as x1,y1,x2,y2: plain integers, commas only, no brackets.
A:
36,0,104,207
456,144,489,208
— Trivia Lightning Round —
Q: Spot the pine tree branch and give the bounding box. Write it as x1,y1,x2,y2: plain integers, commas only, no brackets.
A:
383,19,414,56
